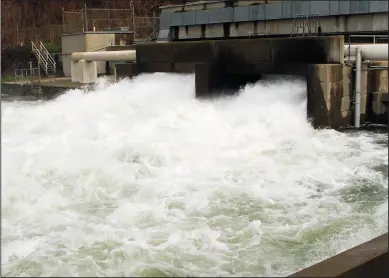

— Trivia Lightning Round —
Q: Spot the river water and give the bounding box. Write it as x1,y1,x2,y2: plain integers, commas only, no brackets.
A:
2,73,388,277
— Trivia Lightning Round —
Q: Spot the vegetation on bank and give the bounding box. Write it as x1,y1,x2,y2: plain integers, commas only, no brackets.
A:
1,0,164,50
1,75,35,83
1,46,34,78
43,43,62,54
1,0,165,75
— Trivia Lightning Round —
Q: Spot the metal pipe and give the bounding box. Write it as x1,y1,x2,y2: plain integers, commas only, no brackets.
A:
344,44,388,60
71,50,136,62
354,47,362,128
368,66,389,69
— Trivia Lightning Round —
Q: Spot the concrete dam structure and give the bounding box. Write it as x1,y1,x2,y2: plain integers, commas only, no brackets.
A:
115,34,387,129
66,0,388,129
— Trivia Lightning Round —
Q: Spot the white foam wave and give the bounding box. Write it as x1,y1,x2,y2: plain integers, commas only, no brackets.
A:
2,73,387,277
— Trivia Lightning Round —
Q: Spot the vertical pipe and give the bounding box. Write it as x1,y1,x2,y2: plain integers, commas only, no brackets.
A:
354,47,362,128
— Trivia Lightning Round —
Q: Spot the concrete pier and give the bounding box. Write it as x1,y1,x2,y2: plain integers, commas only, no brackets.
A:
289,233,388,277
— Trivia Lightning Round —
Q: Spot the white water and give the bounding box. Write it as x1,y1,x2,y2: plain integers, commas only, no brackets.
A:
2,73,388,277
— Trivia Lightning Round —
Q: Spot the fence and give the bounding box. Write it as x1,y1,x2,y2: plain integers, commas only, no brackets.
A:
2,7,159,50
63,8,159,40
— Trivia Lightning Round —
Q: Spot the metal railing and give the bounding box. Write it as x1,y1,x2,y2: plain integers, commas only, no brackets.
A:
31,41,56,75
39,41,56,71
14,64,43,94
291,14,323,37
348,34,388,44
14,68,39,83
345,35,389,64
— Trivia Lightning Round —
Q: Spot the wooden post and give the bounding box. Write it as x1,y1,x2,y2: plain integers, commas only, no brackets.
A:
84,3,88,32
29,61,33,77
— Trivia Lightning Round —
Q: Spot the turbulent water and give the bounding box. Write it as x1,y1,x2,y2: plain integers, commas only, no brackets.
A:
2,73,388,277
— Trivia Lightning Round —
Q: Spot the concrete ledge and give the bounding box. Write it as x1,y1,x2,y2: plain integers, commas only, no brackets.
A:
289,233,388,278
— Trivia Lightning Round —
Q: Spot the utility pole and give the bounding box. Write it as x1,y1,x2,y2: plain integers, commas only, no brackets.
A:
84,3,88,32
130,0,136,43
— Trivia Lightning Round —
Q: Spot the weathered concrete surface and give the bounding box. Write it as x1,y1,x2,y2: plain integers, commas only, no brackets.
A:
135,35,344,72
115,63,138,81
364,61,388,125
289,233,388,278
306,63,353,128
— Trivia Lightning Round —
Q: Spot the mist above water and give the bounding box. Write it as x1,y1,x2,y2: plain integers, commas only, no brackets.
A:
2,73,388,277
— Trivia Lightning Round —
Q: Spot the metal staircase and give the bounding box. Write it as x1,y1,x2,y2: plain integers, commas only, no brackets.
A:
31,41,57,76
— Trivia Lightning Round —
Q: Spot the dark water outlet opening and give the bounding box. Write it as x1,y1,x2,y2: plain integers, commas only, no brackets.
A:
220,73,263,95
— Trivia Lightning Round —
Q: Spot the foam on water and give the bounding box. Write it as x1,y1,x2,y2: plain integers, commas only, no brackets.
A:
1,73,388,277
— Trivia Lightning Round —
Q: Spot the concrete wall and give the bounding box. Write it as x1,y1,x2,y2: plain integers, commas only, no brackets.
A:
136,36,344,68
62,34,87,77
289,233,388,277
306,64,352,128
61,33,115,77
363,61,388,124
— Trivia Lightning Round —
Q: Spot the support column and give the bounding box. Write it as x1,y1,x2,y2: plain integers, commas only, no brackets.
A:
79,59,97,84
194,63,222,98
354,47,362,128
71,61,80,82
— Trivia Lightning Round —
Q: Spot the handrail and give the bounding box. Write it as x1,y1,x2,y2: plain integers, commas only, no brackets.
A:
39,42,56,65
31,41,57,75
32,42,48,69
39,41,56,69
33,50,48,69
14,67,40,83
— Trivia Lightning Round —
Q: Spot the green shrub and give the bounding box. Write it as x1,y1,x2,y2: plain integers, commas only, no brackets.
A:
42,42,62,53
